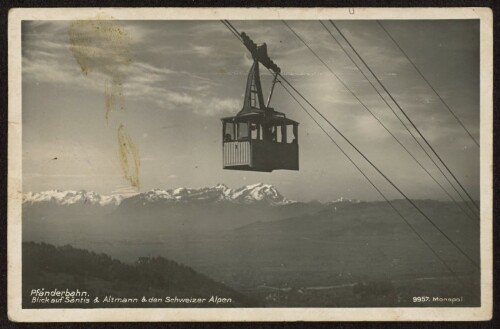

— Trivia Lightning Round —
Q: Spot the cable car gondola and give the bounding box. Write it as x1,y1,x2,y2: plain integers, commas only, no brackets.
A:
221,32,299,172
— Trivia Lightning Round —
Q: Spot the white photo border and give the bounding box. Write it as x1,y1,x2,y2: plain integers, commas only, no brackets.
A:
7,7,493,322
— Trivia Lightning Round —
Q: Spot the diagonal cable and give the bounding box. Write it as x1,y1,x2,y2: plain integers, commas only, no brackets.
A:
376,20,479,147
329,20,479,211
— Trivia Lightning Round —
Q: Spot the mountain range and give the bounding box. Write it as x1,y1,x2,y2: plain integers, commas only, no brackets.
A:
23,190,124,207
23,183,363,209
23,183,299,207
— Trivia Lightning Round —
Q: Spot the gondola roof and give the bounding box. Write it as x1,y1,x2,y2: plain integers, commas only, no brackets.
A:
220,109,298,125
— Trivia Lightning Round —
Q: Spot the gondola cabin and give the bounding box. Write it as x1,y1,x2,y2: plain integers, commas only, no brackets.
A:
221,32,299,172
221,111,299,172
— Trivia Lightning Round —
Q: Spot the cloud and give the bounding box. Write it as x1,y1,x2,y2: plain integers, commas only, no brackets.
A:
22,21,236,117
22,20,331,119
147,89,239,116
191,44,213,56
203,97,241,116
23,54,84,86
166,91,193,105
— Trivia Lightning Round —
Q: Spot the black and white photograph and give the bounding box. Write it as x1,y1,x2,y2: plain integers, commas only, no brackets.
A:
7,7,493,322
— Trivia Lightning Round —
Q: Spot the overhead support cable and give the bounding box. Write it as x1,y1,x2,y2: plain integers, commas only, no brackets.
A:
282,20,478,223
329,20,479,211
221,20,243,43
318,20,479,219
376,20,479,148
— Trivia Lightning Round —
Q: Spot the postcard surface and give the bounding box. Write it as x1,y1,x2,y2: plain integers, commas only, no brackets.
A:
7,7,493,322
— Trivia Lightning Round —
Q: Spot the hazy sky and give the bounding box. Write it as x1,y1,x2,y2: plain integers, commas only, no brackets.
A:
22,19,480,202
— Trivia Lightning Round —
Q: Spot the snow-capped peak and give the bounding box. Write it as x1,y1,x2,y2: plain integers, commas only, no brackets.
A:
231,183,292,205
140,183,292,206
329,197,360,204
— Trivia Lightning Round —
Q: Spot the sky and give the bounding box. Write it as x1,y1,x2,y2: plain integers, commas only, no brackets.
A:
21,19,480,202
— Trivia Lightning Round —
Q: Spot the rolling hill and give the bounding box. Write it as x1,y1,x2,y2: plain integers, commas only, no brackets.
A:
23,242,257,308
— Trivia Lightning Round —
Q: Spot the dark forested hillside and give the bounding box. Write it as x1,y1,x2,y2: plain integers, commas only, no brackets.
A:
22,242,257,308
